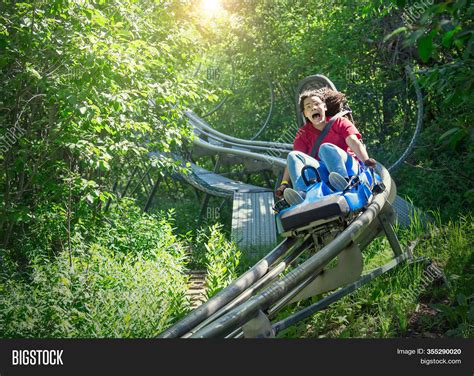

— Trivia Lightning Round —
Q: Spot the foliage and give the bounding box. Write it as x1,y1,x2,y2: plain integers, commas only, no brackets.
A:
200,224,241,299
278,214,473,338
0,0,472,339
0,0,205,251
0,200,190,338
186,0,472,218
432,293,474,337
384,0,474,217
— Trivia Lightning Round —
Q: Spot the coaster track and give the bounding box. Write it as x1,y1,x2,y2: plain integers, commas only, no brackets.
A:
157,71,426,338
158,111,418,338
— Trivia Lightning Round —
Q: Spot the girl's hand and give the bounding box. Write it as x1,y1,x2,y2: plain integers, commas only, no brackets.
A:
275,184,288,198
364,158,377,168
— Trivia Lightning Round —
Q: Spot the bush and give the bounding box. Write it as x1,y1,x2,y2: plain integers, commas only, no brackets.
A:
201,224,241,299
0,201,190,338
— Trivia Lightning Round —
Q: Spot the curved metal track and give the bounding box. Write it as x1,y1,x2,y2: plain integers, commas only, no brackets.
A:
387,66,424,172
159,236,303,338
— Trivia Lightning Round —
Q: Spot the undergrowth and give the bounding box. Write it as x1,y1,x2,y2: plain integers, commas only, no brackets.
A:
0,199,191,338
277,214,473,338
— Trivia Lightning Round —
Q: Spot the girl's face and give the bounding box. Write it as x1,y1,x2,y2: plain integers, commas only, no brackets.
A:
303,96,327,126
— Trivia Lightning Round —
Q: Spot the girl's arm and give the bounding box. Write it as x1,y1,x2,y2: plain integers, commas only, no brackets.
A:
345,135,374,166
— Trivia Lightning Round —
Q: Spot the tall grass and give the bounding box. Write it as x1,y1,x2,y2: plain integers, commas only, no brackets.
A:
278,213,473,338
197,224,241,300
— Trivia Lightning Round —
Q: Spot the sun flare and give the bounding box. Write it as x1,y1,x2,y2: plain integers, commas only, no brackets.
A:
200,0,223,17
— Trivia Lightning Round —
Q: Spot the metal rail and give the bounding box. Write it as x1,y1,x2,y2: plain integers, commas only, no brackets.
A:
181,235,313,338
192,136,287,169
387,66,424,172
156,109,422,337
158,236,301,338
194,124,290,154
251,77,275,141
271,251,412,335
186,110,293,150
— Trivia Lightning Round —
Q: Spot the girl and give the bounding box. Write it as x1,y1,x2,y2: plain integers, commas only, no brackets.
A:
276,87,376,205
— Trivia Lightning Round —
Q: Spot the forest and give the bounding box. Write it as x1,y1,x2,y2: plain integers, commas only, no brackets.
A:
0,0,472,339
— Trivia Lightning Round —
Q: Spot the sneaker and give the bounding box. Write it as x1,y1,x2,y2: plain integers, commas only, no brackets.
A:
283,188,305,205
273,199,290,213
329,172,349,192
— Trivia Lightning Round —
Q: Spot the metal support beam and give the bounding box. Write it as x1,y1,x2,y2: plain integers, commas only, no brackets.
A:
143,175,161,212
104,181,118,212
379,210,403,256
120,166,138,198
131,166,151,196
146,171,155,189
288,242,363,303
268,273,320,319
192,187,201,201
198,155,222,219
141,179,150,196
199,193,211,219
271,252,412,336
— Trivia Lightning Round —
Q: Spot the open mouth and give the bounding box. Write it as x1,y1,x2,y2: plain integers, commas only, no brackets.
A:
312,113,321,121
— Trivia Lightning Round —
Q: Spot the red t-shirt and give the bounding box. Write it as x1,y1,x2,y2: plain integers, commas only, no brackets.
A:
293,116,361,160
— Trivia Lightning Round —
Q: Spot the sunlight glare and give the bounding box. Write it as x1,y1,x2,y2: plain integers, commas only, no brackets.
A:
200,0,223,17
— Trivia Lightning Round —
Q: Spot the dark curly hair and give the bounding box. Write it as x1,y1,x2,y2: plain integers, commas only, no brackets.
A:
298,87,347,118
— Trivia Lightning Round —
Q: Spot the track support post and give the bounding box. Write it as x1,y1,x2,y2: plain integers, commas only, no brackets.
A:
143,175,161,213
199,154,222,219
378,211,403,257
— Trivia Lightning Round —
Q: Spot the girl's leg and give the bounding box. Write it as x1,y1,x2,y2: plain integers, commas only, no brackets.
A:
318,143,360,178
287,151,320,192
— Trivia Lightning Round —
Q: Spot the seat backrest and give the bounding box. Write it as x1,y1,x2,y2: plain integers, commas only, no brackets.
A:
295,74,353,127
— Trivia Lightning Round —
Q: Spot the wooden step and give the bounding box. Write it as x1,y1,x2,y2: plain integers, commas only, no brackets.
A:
187,270,207,309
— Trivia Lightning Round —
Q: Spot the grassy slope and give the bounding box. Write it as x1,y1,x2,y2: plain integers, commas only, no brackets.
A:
275,215,473,338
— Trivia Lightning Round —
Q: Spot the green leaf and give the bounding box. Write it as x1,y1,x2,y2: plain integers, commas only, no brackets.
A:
26,65,42,80
468,305,474,322
439,127,461,141
442,26,462,48
457,293,467,306
464,189,474,206
439,127,466,149
418,30,436,62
